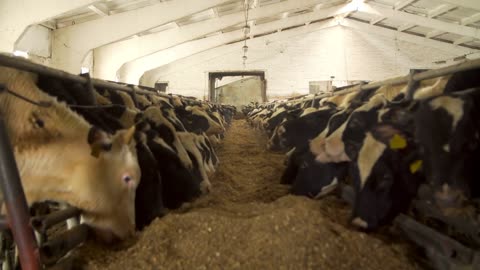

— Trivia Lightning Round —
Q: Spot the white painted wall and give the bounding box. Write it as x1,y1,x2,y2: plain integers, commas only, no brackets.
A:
0,0,96,53
142,25,462,98
15,25,51,58
50,0,231,74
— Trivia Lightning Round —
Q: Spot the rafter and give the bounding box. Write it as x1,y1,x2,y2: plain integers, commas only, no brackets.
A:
88,3,110,17
426,30,445,38
40,21,57,30
435,0,480,11
0,0,98,52
94,1,353,80
428,4,457,18
394,0,417,10
121,18,339,83
453,36,475,45
397,23,415,32
140,19,339,85
370,16,386,25
51,0,233,73
461,12,480,25
360,3,480,40
342,19,474,54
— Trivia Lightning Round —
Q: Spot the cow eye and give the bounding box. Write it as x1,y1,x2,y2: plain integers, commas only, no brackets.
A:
123,175,133,184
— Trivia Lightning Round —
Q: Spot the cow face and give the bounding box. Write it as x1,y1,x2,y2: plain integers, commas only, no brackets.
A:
81,126,141,243
310,109,351,163
291,153,348,198
414,91,480,208
267,123,289,151
350,125,424,230
269,108,337,153
322,95,387,163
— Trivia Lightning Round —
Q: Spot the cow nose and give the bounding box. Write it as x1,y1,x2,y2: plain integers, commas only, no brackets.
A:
434,183,464,209
91,227,121,244
351,217,368,229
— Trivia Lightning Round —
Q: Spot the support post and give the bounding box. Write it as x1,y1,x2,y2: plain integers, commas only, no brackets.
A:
0,115,40,270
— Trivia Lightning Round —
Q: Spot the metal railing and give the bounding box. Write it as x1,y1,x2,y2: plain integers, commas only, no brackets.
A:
273,58,480,105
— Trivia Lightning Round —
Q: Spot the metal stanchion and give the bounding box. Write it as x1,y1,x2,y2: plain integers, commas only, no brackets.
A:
0,116,40,270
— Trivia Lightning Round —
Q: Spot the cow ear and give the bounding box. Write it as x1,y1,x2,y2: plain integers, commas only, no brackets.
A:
370,124,408,150
117,125,136,145
88,127,113,158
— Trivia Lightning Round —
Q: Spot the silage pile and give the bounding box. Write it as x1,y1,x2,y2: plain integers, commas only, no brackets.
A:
72,120,420,270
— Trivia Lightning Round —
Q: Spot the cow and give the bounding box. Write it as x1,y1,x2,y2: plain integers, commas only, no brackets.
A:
349,118,424,230
342,70,480,229
281,145,348,198
413,88,480,210
267,106,338,152
0,67,141,243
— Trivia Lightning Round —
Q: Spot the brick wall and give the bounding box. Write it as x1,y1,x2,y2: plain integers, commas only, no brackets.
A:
155,25,458,98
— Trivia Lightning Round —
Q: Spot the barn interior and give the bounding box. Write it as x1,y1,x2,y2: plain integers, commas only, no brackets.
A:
1,0,480,269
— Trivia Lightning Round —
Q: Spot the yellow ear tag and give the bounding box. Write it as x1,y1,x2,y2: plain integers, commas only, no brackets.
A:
409,160,423,174
389,134,407,150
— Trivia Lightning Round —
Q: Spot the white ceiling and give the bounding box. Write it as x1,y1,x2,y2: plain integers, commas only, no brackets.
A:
41,0,480,51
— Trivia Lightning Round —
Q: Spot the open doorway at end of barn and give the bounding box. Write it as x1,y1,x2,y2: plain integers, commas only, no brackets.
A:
208,71,266,112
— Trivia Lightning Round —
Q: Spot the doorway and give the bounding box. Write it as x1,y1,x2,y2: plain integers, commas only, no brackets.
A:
208,71,267,108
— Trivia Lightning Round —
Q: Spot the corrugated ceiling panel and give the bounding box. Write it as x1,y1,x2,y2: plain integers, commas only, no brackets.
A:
409,25,434,35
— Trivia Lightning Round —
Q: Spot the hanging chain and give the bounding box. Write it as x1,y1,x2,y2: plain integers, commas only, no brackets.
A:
242,0,250,68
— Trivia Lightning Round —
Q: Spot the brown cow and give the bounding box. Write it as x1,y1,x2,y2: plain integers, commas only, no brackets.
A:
0,66,141,243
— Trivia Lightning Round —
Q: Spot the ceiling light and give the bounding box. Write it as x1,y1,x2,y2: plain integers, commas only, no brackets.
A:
350,0,365,10
13,50,28,58
80,67,90,74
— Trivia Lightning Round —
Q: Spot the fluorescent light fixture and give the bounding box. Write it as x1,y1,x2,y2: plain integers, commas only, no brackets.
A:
80,67,90,74
350,0,364,10
334,15,345,25
13,50,28,58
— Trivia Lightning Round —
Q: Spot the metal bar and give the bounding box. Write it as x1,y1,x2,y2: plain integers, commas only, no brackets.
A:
0,54,169,98
405,69,424,100
40,224,89,266
284,58,480,103
0,215,8,231
394,214,474,265
413,200,480,247
31,207,81,234
0,117,40,270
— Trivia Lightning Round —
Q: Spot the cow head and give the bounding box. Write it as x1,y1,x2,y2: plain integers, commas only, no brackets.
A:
414,90,480,210
350,124,424,230
267,121,293,152
80,125,141,243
